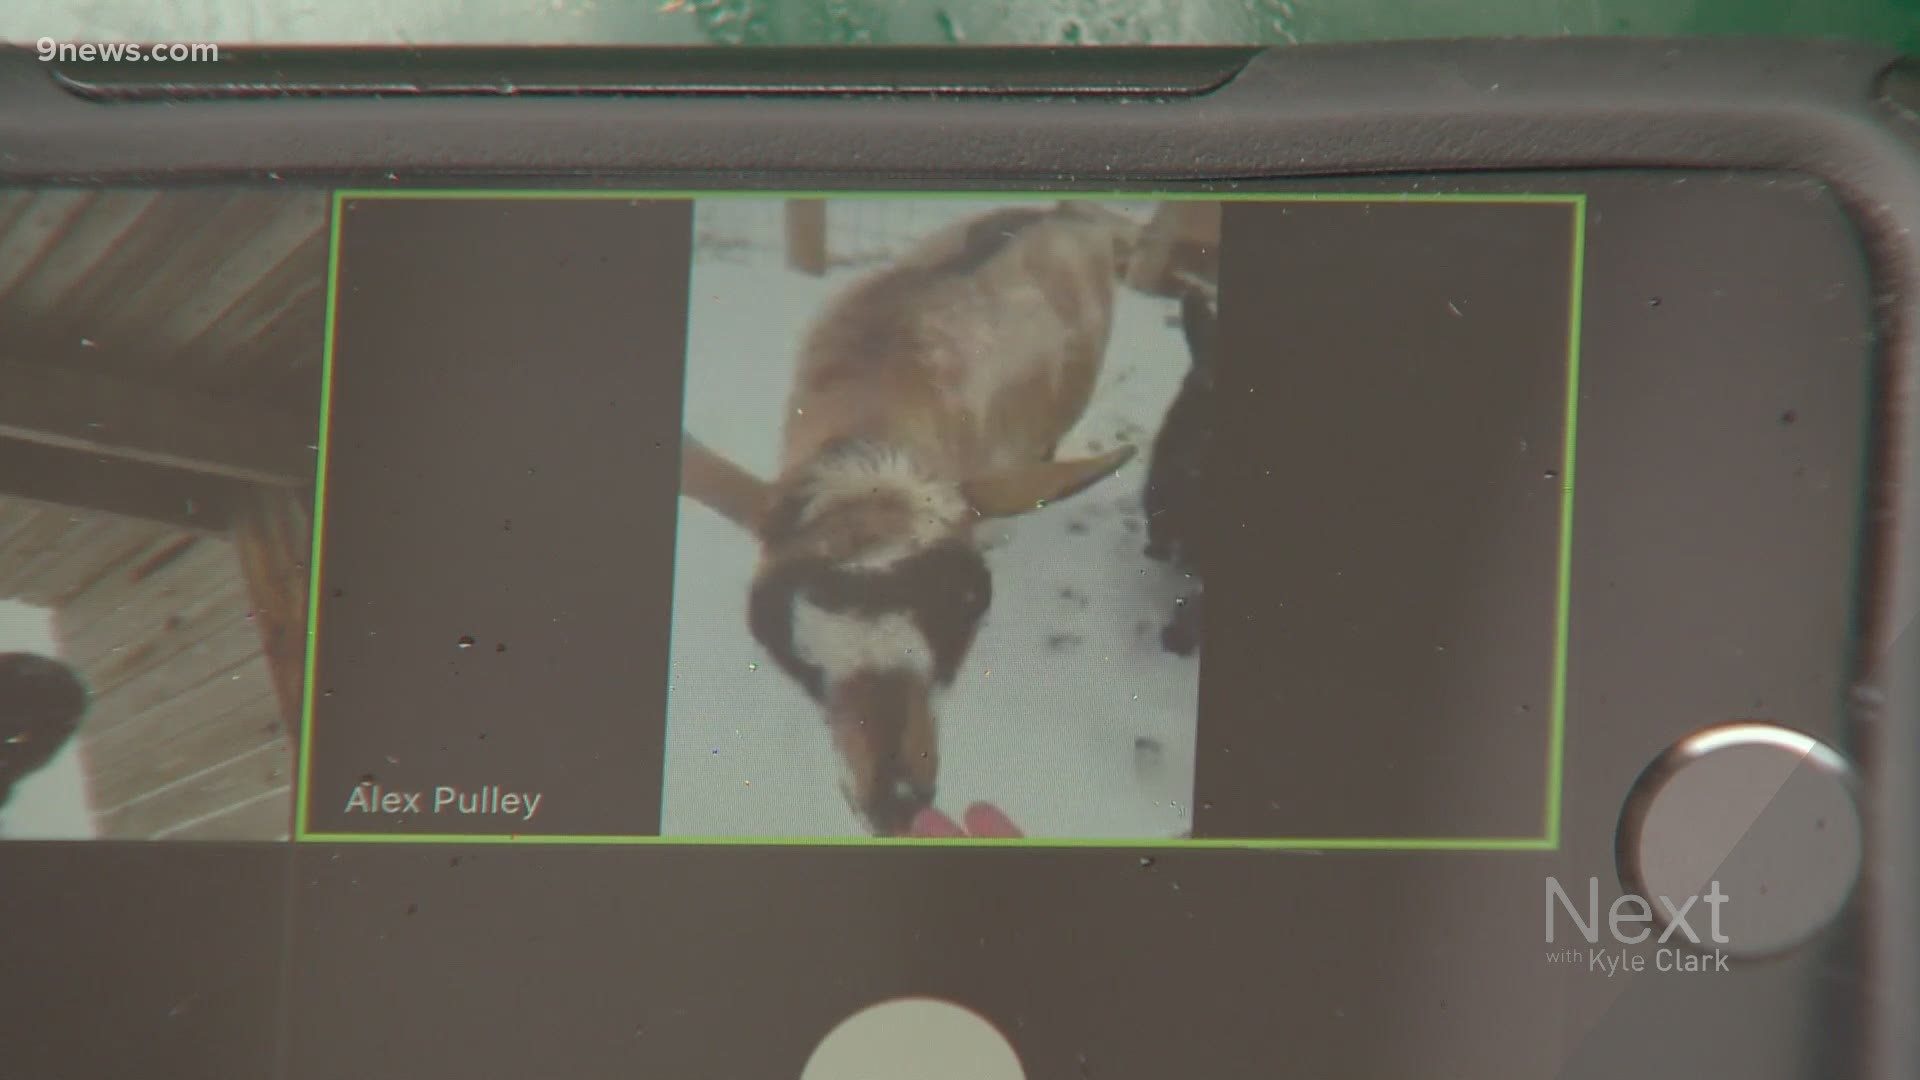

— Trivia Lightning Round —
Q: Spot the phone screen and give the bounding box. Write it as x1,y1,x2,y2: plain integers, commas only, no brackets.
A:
0,182,1876,1078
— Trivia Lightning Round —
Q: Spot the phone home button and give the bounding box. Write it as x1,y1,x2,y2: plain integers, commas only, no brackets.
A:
1617,722,1863,959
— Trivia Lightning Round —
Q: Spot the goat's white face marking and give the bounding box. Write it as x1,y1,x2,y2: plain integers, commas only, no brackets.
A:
792,595,937,686
798,446,972,557
844,537,931,573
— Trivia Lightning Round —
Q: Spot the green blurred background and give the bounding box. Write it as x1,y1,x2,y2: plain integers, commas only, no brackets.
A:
2,0,1916,55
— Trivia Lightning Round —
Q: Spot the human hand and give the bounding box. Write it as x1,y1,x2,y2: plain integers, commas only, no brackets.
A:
908,801,1024,838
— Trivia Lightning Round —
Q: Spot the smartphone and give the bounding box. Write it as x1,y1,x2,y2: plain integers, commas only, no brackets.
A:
0,38,1914,1080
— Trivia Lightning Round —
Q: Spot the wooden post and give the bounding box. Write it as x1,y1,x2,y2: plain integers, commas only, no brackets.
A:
232,486,312,744
785,199,829,276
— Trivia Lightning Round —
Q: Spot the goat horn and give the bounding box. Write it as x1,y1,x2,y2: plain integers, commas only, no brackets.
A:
963,445,1136,518
680,432,773,533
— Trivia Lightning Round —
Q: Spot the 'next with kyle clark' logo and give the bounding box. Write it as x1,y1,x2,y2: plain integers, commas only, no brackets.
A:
1543,876,1732,975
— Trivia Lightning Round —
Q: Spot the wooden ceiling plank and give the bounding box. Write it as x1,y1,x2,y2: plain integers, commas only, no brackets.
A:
0,505,85,602
67,582,258,708
174,233,330,382
185,276,329,392
0,496,55,559
83,660,276,769
50,191,234,341
52,531,217,645
13,517,168,609
146,197,329,355
0,190,95,303
227,299,329,408
1,192,159,317
86,193,283,352
0,192,37,243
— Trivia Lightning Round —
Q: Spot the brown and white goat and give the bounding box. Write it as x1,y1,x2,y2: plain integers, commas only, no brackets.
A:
681,202,1141,834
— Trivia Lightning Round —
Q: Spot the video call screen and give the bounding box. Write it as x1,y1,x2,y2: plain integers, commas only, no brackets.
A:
0,190,1581,848
0,181,1879,1079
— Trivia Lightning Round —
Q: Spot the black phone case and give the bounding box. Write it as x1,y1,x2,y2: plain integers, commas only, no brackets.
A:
0,38,1915,1080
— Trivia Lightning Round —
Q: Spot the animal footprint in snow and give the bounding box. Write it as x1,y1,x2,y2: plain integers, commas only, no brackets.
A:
1133,736,1166,783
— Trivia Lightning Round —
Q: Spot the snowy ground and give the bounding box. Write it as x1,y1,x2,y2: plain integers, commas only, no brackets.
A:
660,200,1201,840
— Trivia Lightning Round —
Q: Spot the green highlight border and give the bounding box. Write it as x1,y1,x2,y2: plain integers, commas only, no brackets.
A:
293,196,346,842
296,188,1586,852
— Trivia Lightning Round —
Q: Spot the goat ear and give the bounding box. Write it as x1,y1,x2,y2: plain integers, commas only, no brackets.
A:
681,432,773,533
963,445,1136,518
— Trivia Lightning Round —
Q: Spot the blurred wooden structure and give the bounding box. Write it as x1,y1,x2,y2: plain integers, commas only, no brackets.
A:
784,199,828,276
0,190,329,840
1124,201,1222,297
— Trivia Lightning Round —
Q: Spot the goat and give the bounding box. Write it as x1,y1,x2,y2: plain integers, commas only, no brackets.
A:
680,202,1142,835
0,653,89,813
1142,286,1218,657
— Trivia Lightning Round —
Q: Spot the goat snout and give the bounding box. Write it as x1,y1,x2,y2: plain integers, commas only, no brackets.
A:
827,669,940,835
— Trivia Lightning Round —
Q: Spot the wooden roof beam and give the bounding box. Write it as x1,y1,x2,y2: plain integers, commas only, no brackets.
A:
0,440,271,534
0,359,318,488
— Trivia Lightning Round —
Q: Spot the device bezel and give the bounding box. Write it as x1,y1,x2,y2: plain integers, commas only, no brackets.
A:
0,37,1914,1080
